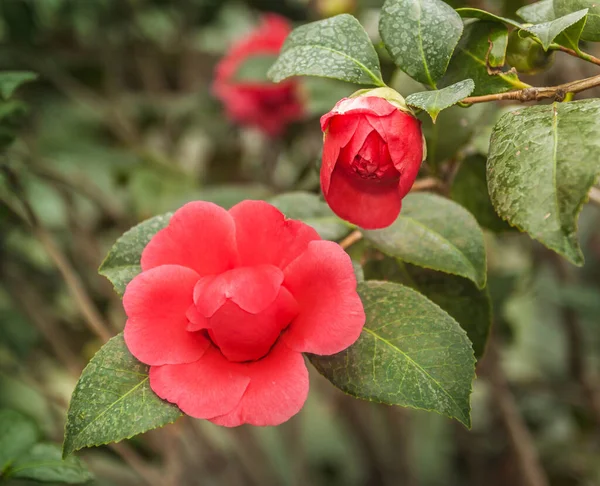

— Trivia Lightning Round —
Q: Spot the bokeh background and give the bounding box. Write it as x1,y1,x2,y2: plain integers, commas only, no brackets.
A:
1,0,600,485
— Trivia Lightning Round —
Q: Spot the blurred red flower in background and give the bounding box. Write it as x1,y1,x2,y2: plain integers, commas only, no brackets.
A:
213,15,303,137
321,88,426,230
123,200,365,426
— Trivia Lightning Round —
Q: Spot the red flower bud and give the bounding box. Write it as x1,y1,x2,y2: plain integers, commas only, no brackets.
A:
213,14,304,137
320,88,426,229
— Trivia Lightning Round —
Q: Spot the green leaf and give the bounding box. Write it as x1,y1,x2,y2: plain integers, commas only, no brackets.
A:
268,14,384,86
233,55,277,83
99,213,171,297
450,154,511,232
6,443,93,484
379,0,463,87
309,281,475,427
63,333,182,457
0,409,39,471
522,9,588,50
301,77,361,116
441,21,529,97
487,100,600,266
456,7,523,29
406,79,475,122
554,0,600,41
0,71,38,100
364,192,487,288
270,191,350,241
517,0,555,23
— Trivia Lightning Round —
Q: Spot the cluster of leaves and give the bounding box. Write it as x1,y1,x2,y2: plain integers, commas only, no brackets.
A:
0,409,91,484
56,0,600,462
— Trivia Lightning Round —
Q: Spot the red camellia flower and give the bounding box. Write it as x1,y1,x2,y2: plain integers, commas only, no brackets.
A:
123,200,365,426
320,88,426,230
213,14,303,137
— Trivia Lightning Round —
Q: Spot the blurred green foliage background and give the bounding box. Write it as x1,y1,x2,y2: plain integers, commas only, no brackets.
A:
1,0,600,485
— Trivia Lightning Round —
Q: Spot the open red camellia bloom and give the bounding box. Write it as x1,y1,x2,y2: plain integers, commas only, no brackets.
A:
321,88,426,230
213,14,303,137
123,200,365,426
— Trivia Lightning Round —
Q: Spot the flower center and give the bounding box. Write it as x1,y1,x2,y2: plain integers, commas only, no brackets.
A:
351,154,394,180
344,129,398,181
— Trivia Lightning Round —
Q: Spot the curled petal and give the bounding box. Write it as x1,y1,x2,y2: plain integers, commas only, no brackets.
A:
229,200,320,269
149,346,250,419
141,201,238,275
321,115,361,193
320,96,396,130
124,265,209,366
209,342,308,427
283,240,365,355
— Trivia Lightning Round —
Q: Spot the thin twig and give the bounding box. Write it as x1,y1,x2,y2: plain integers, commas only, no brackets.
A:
411,176,443,192
552,45,600,67
340,230,363,250
462,73,600,105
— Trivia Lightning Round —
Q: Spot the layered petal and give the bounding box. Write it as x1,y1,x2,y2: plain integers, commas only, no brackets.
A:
321,115,361,193
193,265,284,317
283,240,365,355
229,200,320,269
324,165,402,229
208,287,299,362
141,202,238,275
209,342,308,427
124,265,209,366
149,346,250,419
320,96,396,130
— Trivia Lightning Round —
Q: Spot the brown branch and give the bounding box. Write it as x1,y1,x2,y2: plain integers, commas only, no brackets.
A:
339,230,363,250
462,73,600,105
553,45,600,67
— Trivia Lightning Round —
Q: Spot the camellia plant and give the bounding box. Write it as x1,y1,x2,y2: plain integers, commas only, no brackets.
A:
61,0,600,459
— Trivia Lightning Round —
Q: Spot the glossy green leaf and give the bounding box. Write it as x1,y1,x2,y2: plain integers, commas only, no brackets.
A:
99,213,171,297
0,409,39,471
364,193,487,288
456,7,522,29
441,22,529,96
451,154,511,232
517,0,555,23
309,281,475,426
379,0,463,87
233,55,277,83
406,79,475,122
270,192,350,241
554,0,600,41
7,443,93,484
487,100,600,266
0,71,38,100
63,333,182,457
522,9,588,50
268,14,384,86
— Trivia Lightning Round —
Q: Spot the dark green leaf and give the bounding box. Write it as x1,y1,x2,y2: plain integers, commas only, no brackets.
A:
0,71,38,100
7,443,93,484
0,409,39,471
302,77,361,116
364,193,487,288
441,21,529,97
522,9,588,50
406,79,475,122
451,154,512,232
379,0,463,87
233,55,277,83
268,14,384,86
554,0,600,41
487,100,600,266
517,0,555,23
309,281,475,426
99,213,171,297
63,333,182,457
270,191,350,241
456,7,523,28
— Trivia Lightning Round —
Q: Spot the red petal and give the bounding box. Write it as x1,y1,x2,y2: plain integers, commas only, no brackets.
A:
209,342,308,426
320,97,396,130
382,111,423,198
149,346,250,419
229,200,320,269
324,165,402,229
321,115,360,193
282,240,365,354
208,287,298,362
141,201,238,275
193,265,284,317
123,265,209,366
